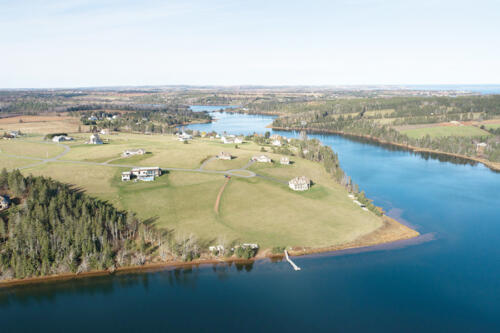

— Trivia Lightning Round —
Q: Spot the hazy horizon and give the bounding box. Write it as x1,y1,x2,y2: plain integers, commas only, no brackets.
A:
1,0,499,88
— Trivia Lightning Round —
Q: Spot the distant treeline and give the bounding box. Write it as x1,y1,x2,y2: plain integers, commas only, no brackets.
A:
74,104,212,133
273,116,500,162
248,95,500,125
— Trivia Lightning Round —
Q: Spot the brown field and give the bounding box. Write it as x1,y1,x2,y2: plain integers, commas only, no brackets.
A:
0,115,82,134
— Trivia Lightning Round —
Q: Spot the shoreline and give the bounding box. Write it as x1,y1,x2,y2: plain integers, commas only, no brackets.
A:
0,216,418,288
272,126,500,172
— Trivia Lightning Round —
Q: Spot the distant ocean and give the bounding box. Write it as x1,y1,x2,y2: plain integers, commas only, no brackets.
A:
403,85,500,94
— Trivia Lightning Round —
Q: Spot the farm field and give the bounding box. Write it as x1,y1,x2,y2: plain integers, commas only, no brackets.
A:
3,132,390,250
0,115,82,134
399,125,491,139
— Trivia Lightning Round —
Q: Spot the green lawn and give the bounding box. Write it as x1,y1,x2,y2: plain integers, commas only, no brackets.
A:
11,134,386,250
399,125,491,139
484,123,500,130
0,140,65,159
0,155,40,170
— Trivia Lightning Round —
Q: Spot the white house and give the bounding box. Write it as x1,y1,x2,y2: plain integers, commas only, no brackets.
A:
289,176,311,191
209,245,225,254
52,135,73,143
241,243,259,250
178,132,192,142
252,155,272,163
89,133,103,144
217,152,232,160
272,139,282,146
121,171,131,181
234,137,243,144
477,142,487,148
131,167,161,181
221,135,237,144
280,156,290,165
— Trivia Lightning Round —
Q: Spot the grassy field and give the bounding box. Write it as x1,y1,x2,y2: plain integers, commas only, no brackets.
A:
484,123,500,130
399,125,490,139
0,155,40,170
0,140,66,159
5,132,387,250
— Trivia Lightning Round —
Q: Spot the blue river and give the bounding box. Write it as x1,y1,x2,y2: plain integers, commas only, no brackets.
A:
1,107,499,332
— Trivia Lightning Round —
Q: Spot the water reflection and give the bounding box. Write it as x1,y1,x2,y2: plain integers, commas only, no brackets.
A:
0,261,258,307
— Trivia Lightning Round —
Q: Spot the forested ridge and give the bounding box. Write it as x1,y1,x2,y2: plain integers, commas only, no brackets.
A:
0,169,149,279
248,95,500,122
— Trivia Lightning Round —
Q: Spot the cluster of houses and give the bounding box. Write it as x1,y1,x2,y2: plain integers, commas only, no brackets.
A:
122,167,162,182
270,134,292,147
122,148,146,157
209,243,259,255
288,176,311,191
88,113,120,122
221,135,243,144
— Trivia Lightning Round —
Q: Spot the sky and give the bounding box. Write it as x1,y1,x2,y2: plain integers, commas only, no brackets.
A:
1,0,499,88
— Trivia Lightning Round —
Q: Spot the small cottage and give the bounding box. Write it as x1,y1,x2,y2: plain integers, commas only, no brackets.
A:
272,139,282,147
217,152,232,160
280,157,290,165
252,155,272,163
289,176,311,191
0,195,11,210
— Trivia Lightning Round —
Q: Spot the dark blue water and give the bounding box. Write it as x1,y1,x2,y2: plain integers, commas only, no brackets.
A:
2,109,500,332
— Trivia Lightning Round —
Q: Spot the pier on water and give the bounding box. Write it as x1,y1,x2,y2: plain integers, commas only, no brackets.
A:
284,250,301,271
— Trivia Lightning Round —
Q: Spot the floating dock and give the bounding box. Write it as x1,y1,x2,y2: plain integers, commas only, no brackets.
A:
284,250,301,271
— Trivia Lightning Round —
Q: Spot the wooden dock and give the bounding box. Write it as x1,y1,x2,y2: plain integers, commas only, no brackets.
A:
284,250,301,271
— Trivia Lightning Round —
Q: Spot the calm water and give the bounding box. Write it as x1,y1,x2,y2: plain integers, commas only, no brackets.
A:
2,108,500,332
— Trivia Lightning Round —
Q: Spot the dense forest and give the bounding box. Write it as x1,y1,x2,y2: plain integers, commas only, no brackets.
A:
0,169,263,281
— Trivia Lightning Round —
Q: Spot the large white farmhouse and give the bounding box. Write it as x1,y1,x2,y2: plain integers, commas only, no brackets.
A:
289,176,311,191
